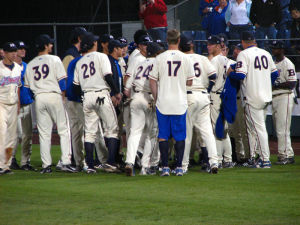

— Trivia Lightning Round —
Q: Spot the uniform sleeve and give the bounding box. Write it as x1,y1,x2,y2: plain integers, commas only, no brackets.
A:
73,65,80,85
204,57,217,76
268,55,278,74
125,66,137,90
24,70,30,88
55,57,67,81
285,60,297,82
186,57,195,80
125,59,137,77
149,58,159,81
236,52,248,76
100,54,112,77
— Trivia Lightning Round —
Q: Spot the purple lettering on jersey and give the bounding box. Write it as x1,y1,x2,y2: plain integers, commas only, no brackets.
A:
194,63,201,77
167,61,182,77
288,69,295,77
135,66,143,80
82,64,89,79
0,76,20,86
33,64,49,81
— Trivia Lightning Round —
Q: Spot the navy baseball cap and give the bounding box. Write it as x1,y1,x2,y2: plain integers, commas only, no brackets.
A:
270,40,285,49
3,42,18,52
179,34,193,51
108,40,123,53
138,35,153,45
207,35,221,44
241,31,255,41
117,37,128,46
14,40,27,49
218,33,228,46
147,42,164,57
81,32,99,49
234,43,243,50
35,34,54,48
100,34,114,43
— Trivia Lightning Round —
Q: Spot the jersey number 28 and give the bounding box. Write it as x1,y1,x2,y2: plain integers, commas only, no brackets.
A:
82,61,96,79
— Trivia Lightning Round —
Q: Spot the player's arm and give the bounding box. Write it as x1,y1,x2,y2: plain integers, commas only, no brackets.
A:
274,64,297,90
231,53,247,80
149,58,159,102
186,57,195,87
269,56,279,85
123,60,137,97
204,58,217,93
104,73,122,103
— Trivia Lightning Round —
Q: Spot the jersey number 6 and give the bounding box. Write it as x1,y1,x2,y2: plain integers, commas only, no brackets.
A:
33,64,49,81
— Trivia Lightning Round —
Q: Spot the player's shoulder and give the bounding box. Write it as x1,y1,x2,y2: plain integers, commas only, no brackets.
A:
282,56,295,67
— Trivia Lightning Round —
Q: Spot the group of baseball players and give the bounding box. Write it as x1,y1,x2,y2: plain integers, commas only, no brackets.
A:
0,26,297,176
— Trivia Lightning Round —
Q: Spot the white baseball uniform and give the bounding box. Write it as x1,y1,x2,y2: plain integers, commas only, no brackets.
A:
25,54,72,168
125,50,147,157
125,57,158,169
236,46,277,162
0,61,22,171
272,56,296,160
182,53,218,170
210,54,232,164
73,51,119,143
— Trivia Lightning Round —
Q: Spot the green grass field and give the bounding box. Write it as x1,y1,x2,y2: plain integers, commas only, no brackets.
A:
1,145,300,225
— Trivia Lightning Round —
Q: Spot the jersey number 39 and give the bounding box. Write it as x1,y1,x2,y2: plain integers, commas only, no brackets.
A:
33,64,49,81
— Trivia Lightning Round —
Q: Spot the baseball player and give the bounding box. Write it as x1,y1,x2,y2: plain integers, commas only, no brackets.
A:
124,34,152,166
124,42,164,176
73,32,122,174
149,29,195,176
25,34,75,174
228,44,251,165
99,34,114,55
10,41,36,171
117,37,129,76
0,42,22,175
271,40,297,165
179,34,219,174
229,31,279,168
207,35,233,168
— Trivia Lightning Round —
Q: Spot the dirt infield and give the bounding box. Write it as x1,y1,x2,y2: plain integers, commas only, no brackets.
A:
32,130,300,156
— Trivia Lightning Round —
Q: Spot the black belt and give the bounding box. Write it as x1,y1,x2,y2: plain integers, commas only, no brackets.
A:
187,91,192,94
212,91,222,94
237,96,240,99
273,93,289,97
133,88,151,95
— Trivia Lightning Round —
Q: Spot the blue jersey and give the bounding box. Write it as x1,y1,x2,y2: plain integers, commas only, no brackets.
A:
20,62,34,105
66,56,82,102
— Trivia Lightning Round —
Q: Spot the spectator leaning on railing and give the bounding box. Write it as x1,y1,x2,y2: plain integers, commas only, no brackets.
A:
207,0,228,36
250,0,282,48
199,0,219,35
225,0,252,41
139,0,168,42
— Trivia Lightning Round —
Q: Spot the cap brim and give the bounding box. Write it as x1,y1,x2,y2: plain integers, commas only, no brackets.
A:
5,48,18,52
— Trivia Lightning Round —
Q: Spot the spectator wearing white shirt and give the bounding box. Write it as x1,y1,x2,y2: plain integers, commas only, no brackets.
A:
225,0,252,42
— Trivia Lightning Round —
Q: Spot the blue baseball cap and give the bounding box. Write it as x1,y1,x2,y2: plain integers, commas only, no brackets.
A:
3,42,18,52
270,40,285,49
35,34,54,48
207,35,221,44
241,31,255,41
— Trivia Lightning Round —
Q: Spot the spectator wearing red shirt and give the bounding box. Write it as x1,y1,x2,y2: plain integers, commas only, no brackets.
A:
139,0,168,42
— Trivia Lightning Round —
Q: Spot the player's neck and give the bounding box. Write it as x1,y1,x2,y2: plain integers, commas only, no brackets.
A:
185,50,194,54
110,52,119,60
74,43,80,51
38,50,49,56
2,57,13,65
275,55,284,62
14,56,22,65
212,50,221,57
168,44,179,50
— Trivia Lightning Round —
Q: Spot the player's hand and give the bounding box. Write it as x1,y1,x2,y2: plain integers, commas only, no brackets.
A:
227,66,234,76
203,7,209,13
111,96,118,107
124,89,131,98
115,93,122,105
140,4,146,13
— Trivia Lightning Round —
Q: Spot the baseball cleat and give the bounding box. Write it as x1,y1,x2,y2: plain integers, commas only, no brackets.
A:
287,157,295,164
275,158,289,165
148,166,158,175
103,163,121,173
223,162,234,168
40,166,52,174
55,160,63,171
139,167,149,175
200,163,210,173
125,163,135,176
10,158,20,170
175,167,183,176
86,168,97,174
160,167,170,176
60,164,77,173
210,163,218,174
21,164,38,172
251,160,272,168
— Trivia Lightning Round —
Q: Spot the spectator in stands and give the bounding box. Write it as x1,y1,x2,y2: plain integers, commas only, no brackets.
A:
207,0,228,36
276,0,292,47
225,0,252,41
199,0,219,35
139,0,168,42
290,6,300,47
250,0,282,48
289,0,300,11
